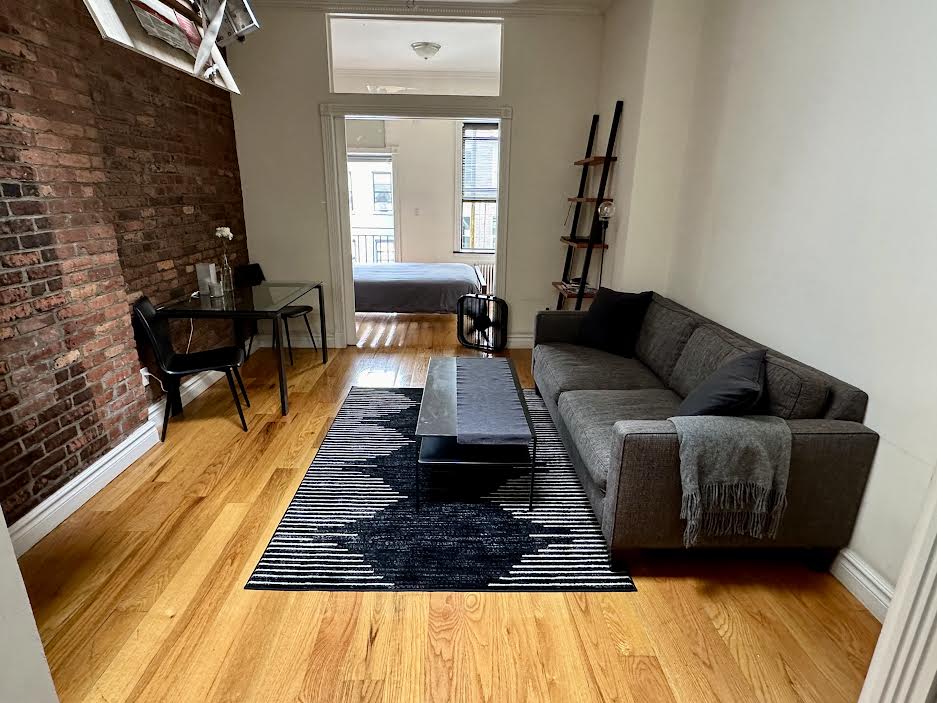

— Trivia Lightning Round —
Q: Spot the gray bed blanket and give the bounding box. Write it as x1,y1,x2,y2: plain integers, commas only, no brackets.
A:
669,415,792,547
353,263,481,313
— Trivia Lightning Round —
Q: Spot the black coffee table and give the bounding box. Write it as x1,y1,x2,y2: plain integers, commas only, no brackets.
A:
415,357,536,510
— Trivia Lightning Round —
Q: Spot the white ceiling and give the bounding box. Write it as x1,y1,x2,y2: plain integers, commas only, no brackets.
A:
329,17,502,74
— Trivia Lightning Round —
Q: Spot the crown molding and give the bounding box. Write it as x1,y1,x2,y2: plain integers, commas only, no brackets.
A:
253,0,604,18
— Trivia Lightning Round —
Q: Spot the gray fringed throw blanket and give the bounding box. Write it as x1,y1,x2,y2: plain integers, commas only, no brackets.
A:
669,415,792,547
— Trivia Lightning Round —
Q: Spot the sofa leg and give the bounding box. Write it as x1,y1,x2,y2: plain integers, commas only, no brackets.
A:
804,548,839,572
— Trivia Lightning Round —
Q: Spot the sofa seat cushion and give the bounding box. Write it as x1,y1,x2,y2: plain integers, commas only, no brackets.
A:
558,389,682,490
534,343,665,404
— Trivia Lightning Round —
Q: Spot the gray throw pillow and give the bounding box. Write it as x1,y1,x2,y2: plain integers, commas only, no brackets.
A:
676,349,767,416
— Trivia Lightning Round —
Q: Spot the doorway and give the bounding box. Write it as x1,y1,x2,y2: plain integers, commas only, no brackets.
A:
323,106,512,347
347,153,400,263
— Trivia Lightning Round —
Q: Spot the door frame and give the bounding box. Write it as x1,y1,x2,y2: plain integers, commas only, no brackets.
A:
320,102,513,346
859,469,937,702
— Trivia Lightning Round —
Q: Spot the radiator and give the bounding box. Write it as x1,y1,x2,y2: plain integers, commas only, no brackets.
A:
471,262,496,294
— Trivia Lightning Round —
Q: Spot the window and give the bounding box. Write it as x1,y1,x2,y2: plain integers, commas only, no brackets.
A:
348,170,354,213
372,172,392,214
458,123,499,253
329,18,502,97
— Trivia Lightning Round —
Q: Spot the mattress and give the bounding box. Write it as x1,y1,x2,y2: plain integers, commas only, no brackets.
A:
353,262,482,313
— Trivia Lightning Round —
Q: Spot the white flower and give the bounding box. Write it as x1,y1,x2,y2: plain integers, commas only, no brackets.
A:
215,226,234,241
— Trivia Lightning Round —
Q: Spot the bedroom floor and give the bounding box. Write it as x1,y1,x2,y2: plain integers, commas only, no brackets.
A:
17,312,880,702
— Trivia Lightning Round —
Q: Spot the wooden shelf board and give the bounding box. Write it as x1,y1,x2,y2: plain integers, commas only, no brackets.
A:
560,236,608,250
574,156,618,166
551,281,596,299
567,197,613,203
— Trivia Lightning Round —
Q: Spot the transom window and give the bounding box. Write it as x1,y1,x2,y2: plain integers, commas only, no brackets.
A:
329,17,502,97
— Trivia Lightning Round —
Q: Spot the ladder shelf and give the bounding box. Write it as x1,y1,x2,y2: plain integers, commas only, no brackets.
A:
555,100,623,310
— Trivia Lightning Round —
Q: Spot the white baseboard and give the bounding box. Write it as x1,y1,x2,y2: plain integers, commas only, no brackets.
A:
831,548,894,622
9,423,157,557
506,333,533,349
146,370,224,425
10,370,222,557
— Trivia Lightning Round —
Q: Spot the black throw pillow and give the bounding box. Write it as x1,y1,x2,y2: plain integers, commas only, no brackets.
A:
578,288,653,357
676,349,768,416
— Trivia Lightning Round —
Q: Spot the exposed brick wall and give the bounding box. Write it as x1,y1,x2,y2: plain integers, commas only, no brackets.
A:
0,0,248,524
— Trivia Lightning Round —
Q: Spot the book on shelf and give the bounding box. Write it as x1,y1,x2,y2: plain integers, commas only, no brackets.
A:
556,280,596,296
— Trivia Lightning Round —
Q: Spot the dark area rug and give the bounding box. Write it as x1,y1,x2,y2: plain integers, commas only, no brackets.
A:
245,387,635,592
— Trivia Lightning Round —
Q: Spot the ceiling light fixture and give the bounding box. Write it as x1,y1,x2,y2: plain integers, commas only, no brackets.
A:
411,41,441,60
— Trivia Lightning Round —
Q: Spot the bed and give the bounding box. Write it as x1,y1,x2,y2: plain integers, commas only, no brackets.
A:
353,262,484,313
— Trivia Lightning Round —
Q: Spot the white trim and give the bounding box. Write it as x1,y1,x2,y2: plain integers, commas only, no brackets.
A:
10,370,223,556
322,114,358,346
9,423,157,556
831,548,894,622
860,467,937,702
146,370,225,425
257,0,604,17
506,333,533,349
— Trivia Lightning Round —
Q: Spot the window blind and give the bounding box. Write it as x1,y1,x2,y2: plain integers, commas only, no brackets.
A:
461,124,499,201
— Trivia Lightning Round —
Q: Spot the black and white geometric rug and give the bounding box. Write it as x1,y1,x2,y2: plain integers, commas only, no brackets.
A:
245,387,635,592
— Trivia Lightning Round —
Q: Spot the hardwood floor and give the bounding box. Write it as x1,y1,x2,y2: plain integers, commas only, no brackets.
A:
18,313,880,702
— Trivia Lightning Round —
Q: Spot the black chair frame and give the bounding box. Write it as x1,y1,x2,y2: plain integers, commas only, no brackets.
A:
133,297,250,441
235,263,317,364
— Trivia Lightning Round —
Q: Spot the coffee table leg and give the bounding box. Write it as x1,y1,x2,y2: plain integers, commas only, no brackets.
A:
528,437,537,512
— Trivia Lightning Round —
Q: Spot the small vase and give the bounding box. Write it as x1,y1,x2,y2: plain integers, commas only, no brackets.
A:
221,251,234,292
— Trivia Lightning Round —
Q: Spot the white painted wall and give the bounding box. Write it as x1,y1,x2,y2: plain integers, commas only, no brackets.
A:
594,0,706,295
381,119,496,267
229,10,602,341
656,0,937,586
592,0,651,290
0,521,58,702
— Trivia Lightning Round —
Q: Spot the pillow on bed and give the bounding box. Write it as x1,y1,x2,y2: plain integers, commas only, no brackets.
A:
578,288,653,357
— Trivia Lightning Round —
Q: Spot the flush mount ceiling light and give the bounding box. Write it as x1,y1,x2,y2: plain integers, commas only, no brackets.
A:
411,41,441,60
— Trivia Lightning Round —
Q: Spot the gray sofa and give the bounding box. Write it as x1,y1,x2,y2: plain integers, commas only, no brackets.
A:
532,293,878,561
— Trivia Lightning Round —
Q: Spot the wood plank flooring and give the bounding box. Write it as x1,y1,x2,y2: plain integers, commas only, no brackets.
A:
18,313,880,702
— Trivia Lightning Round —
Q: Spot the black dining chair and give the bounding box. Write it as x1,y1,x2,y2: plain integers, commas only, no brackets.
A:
133,296,250,441
234,263,317,364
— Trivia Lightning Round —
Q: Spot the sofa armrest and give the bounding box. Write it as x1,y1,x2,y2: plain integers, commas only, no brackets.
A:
533,310,587,346
602,419,879,551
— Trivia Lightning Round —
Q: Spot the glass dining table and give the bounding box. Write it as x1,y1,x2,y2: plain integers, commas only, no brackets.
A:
157,281,326,416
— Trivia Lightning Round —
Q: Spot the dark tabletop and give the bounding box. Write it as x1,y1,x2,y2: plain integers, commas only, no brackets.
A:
158,281,321,319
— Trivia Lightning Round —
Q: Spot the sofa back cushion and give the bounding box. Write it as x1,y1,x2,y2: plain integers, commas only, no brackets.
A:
762,354,831,419
635,296,699,384
671,324,831,419
671,326,751,397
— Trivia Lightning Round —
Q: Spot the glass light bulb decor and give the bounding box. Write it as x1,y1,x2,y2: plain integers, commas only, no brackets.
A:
598,200,616,221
